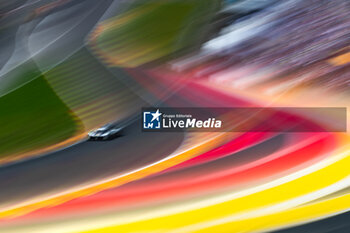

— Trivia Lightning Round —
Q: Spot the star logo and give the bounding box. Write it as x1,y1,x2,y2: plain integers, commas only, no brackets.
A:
151,109,162,122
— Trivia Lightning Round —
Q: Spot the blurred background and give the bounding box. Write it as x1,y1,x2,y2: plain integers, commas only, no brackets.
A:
0,0,349,232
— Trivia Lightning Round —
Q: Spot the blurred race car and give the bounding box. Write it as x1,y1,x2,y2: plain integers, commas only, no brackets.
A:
88,123,123,140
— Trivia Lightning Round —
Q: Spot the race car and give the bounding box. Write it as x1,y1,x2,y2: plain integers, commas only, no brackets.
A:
88,123,123,140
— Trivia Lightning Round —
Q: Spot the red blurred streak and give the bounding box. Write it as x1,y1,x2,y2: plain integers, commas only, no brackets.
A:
161,132,274,173
8,132,336,222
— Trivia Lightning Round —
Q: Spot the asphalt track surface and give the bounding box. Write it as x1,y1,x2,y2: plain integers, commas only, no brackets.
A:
273,211,350,233
0,121,184,208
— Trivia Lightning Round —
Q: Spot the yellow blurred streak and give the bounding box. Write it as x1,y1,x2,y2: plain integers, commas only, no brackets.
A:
187,191,350,233
0,132,231,219
329,52,350,66
79,145,350,233
93,4,154,32
87,3,168,68
88,5,157,67
97,41,171,68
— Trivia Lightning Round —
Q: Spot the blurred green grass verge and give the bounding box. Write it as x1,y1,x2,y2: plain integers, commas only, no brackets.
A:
0,71,82,159
89,0,221,67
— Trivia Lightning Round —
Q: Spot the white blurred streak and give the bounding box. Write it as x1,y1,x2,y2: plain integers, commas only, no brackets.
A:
203,0,302,53
169,51,213,72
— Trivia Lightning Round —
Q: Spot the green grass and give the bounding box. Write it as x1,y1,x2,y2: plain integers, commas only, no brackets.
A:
0,74,82,158
94,0,221,67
